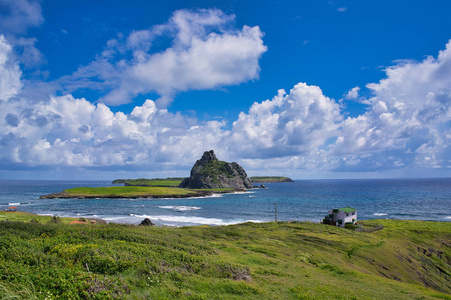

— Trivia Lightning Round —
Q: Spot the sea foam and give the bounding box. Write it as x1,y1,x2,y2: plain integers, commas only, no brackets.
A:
118,213,262,226
158,206,201,211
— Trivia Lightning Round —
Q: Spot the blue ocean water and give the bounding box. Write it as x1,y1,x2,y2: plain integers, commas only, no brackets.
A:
0,179,450,226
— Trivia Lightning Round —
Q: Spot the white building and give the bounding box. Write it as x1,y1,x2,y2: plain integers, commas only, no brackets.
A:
322,207,357,227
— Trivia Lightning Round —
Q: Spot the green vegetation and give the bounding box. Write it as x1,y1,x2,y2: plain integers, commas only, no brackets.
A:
198,160,236,181
112,178,185,187
56,186,203,198
250,176,294,183
40,186,242,199
66,186,191,196
0,212,450,299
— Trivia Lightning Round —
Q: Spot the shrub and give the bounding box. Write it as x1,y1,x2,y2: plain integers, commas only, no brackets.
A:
49,216,61,224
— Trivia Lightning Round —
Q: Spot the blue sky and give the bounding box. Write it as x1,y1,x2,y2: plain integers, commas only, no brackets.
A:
0,0,450,180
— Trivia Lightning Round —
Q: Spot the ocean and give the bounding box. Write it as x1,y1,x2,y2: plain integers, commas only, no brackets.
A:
0,178,450,226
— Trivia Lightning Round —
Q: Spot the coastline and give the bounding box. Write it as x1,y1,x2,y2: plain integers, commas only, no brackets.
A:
2,179,450,226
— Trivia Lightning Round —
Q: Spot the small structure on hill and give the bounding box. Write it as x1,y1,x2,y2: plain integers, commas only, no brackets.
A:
323,207,357,227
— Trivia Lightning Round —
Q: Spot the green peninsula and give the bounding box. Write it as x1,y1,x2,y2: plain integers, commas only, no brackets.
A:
39,186,237,199
250,176,294,183
0,214,450,299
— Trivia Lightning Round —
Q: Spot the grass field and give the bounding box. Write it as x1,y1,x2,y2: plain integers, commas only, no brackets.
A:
40,186,242,199
0,212,450,299
64,186,195,197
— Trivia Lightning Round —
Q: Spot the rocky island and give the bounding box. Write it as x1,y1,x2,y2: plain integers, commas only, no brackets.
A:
40,150,252,199
179,150,253,189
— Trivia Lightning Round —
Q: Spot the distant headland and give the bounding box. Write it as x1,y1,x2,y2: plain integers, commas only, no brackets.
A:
250,176,294,183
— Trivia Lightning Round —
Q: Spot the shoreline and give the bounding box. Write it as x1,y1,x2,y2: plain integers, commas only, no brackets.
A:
0,210,264,227
2,210,450,229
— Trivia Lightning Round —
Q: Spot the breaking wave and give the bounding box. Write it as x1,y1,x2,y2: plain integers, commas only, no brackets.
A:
158,206,201,211
111,214,263,227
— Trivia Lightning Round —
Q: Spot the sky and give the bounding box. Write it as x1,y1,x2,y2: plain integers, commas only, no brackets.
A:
0,0,450,180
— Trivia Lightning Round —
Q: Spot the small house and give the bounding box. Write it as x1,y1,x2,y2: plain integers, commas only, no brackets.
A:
323,207,357,227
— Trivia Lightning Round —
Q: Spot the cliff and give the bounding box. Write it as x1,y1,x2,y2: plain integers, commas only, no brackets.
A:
179,150,253,189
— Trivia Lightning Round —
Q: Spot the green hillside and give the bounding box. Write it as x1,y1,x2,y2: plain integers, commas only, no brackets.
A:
0,213,450,299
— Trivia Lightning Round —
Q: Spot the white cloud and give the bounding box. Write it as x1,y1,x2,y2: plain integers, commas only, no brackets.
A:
337,7,348,12
0,0,44,34
0,95,206,168
0,35,22,101
331,40,451,171
0,32,227,169
0,0,45,68
13,36,45,67
1,22,450,178
344,86,360,100
228,83,342,159
63,9,267,107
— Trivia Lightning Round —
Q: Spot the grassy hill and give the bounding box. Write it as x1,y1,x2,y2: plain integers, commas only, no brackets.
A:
0,212,450,299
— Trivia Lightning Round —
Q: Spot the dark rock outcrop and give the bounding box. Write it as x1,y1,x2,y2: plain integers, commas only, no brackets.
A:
179,150,253,189
252,184,267,189
140,218,154,226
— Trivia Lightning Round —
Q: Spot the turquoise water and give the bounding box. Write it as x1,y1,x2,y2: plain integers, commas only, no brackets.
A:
0,179,450,226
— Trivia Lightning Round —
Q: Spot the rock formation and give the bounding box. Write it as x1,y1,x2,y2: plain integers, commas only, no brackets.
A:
179,150,253,189
140,218,154,226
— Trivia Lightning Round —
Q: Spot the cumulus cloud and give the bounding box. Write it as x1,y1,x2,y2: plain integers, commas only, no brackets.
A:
0,0,43,34
0,35,23,101
344,86,360,100
0,33,225,169
0,28,450,177
229,83,342,159
62,9,267,106
0,95,213,168
331,40,451,171
0,0,45,68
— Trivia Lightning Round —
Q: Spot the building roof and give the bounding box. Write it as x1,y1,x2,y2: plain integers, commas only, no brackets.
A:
338,207,357,213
